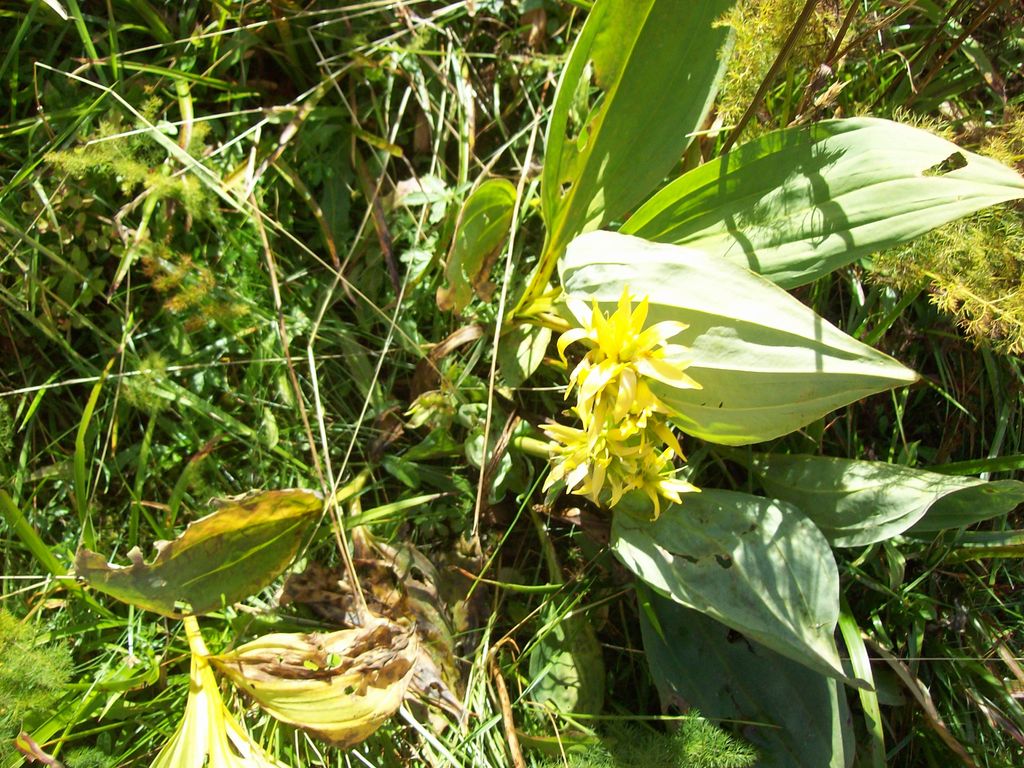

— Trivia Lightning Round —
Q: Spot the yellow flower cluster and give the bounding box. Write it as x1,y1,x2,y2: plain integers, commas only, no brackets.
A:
544,288,702,517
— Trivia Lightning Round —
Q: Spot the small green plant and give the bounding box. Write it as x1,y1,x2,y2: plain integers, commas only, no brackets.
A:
538,719,757,768
454,2,1024,764
873,114,1024,354
0,610,73,763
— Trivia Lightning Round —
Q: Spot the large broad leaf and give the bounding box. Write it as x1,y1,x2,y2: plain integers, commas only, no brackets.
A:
528,602,605,716
640,592,854,768
622,118,1024,288
559,231,917,445
612,488,853,683
437,178,517,313
521,0,737,303
75,489,322,617
743,453,1024,546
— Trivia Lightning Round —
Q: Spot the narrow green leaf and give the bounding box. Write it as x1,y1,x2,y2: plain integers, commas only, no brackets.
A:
612,489,855,683
75,489,322,617
560,231,917,445
947,530,1024,562
639,591,854,768
522,0,737,304
930,454,1024,476
0,489,67,579
838,609,885,768
437,178,517,313
622,118,1024,288
742,453,1024,546
75,358,114,550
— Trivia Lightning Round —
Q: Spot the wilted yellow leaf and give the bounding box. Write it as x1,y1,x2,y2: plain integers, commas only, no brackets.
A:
212,615,418,748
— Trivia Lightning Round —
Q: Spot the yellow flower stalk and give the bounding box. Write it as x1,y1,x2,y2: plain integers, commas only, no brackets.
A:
151,617,291,768
546,287,702,517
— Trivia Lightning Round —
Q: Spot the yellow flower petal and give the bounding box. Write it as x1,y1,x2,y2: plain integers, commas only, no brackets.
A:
557,327,593,362
634,357,702,390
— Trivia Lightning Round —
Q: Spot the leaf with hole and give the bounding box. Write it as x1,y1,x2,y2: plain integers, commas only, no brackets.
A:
212,616,418,748
612,489,857,684
622,118,1024,288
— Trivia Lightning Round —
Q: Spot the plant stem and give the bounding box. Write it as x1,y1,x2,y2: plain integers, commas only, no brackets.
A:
511,435,554,458
182,615,209,657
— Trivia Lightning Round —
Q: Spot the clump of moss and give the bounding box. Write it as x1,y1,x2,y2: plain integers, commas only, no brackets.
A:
64,746,117,768
140,244,249,331
46,101,215,220
120,351,171,414
872,114,1024,354
980,110,1024,174
716,0,838,130
0,610,73,761
538,718,757,768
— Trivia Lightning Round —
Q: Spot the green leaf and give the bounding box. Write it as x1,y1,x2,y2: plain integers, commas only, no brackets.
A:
742,452,1024,546
523,0,737,301
639,592,854,768
910,481,1024,533
0,490,68,580
946,529,1024,562
528,603,605,716
838,609,885,768
75,489,322,617
612,488,854,683
437,178,516,313
560,230,918,445
622,118,1024,288
498,323,551,388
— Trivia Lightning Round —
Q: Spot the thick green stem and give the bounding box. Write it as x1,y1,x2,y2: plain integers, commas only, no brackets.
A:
512,435,555,459
182,615,209,658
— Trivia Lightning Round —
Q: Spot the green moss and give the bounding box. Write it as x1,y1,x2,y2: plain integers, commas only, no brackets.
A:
46,111,215,220
538,718,756,768
716,0,837,130
872,114,1024,354
121,351,171,415
64,746,117,768
0,610,73,734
